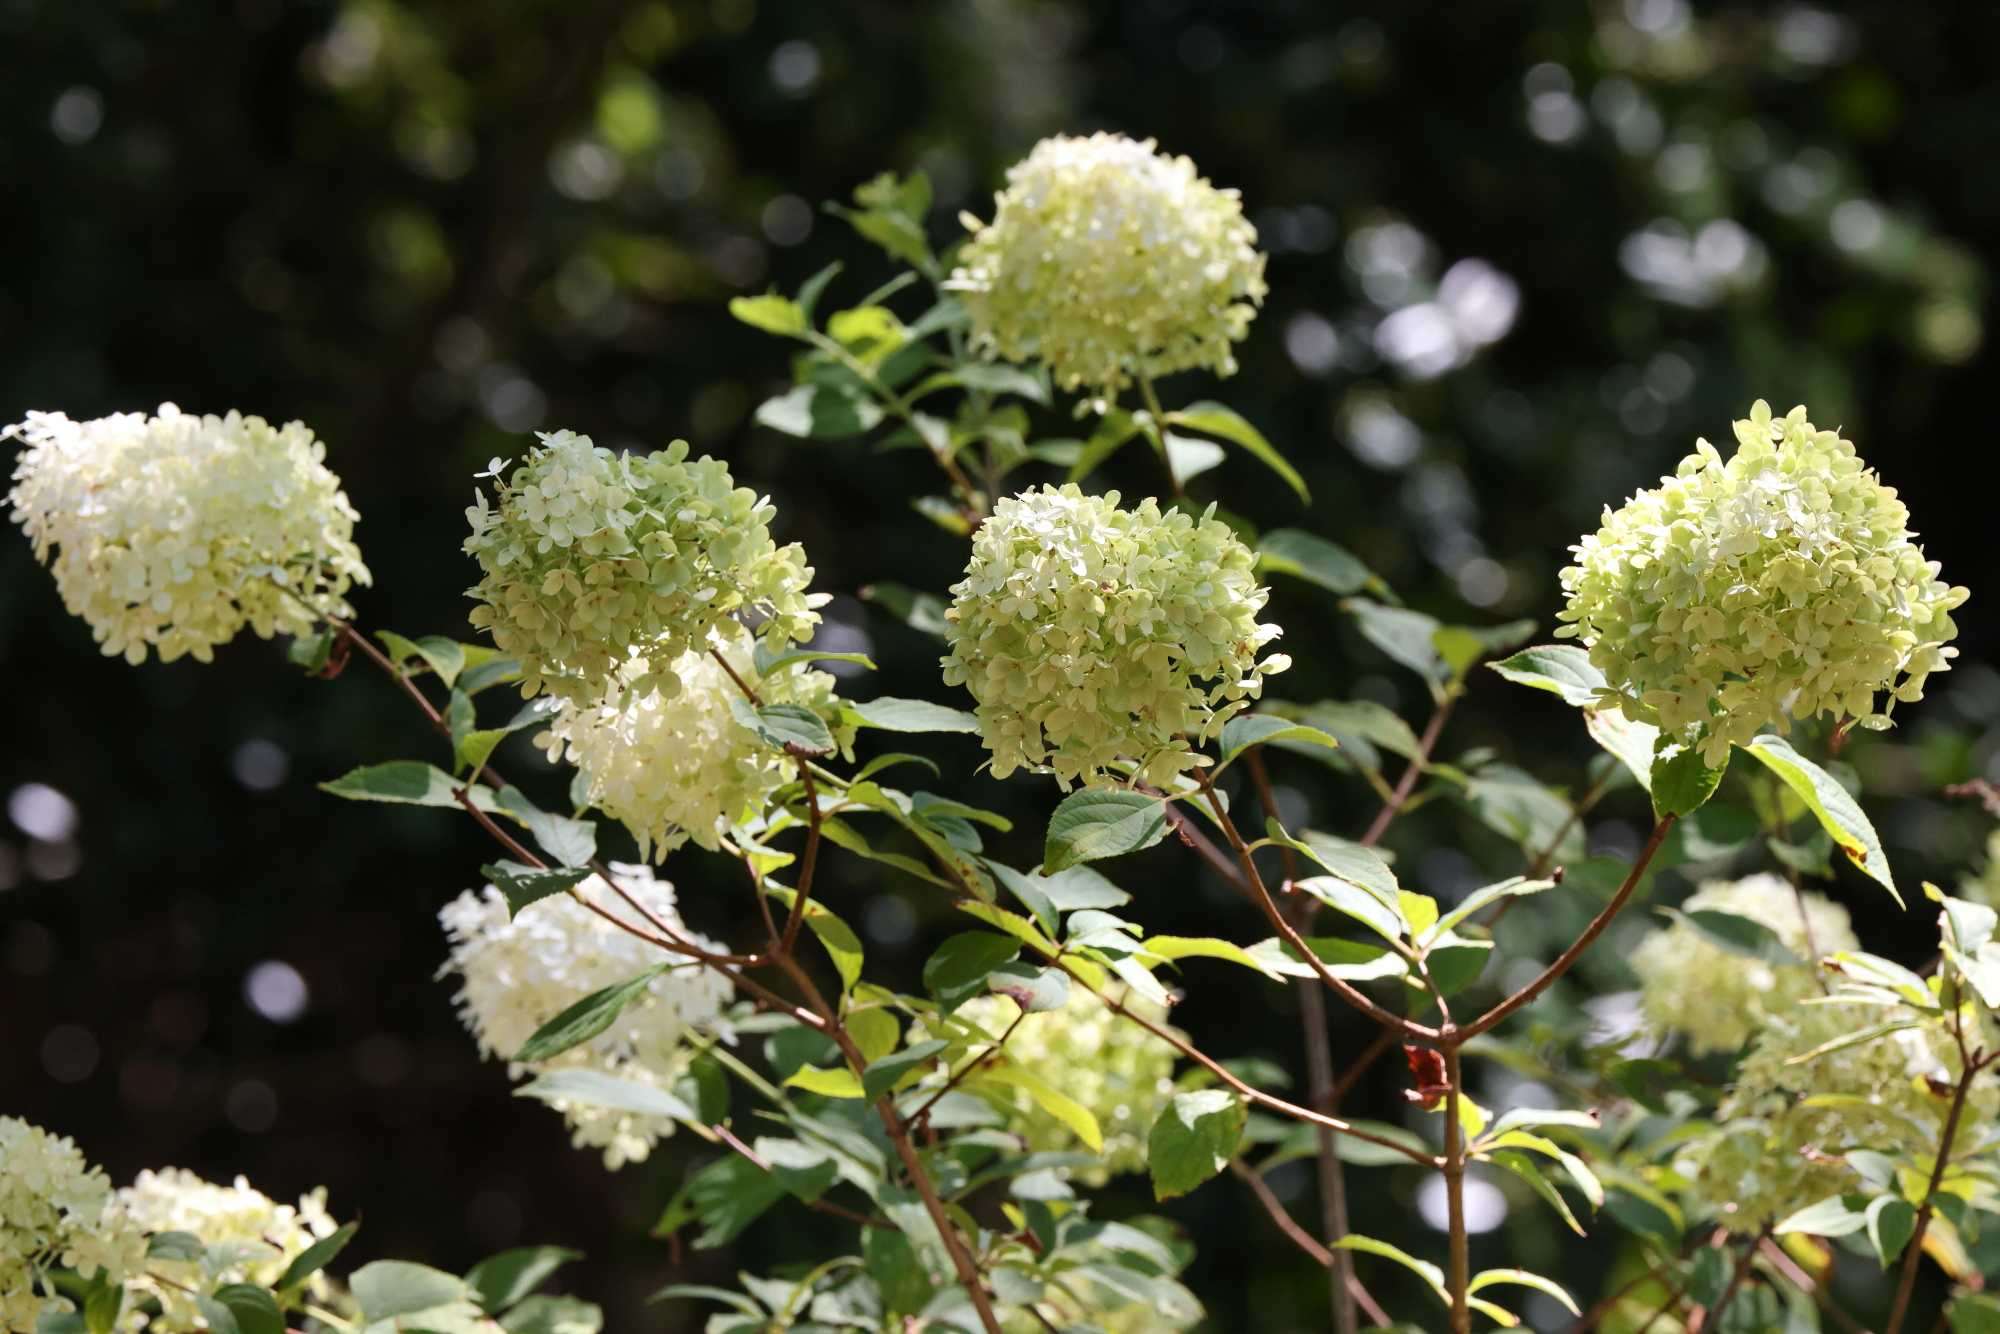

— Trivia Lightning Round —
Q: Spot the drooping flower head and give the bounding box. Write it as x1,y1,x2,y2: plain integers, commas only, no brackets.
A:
951,986,1181,1182
942,484,1287,788
1558,401,1966,765
1,1118,146,1332
1630,873,1858,1056
5,405,370,665
116,1169,345,1331
464,431,823,704
1677,1000,1997,1233
438,865,734,1168
542,625,853,857
950,133,1267,395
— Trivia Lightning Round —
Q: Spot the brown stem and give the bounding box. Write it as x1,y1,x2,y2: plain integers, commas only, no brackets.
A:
1329,1027,1398,1106
1228,1161,1391,1327
1758,1238,1867,1334
1887,1027,1984,1333
1459,815,1675,1041
779,758,823,957
1442,1038,1471,1334
708,646,763,705
1249,747,1359,1334
914,1010,1026,1128
1194,771,1431,1038
1137,376,1184,500
1358,696,1455,849
1699,1226,1771,1330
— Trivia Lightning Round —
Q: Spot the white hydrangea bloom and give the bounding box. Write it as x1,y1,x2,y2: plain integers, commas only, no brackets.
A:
953,986,1181,1182
464,431,824,704
116,1169,344,1332
1630,873,1858,1056
1,1118,146,1332
1678,1001,1998,1234
950,133,1267,394
438,865,735,1168
543,627,853,857
6,405,370,665
941,484,1287,788
1558,401,1966,765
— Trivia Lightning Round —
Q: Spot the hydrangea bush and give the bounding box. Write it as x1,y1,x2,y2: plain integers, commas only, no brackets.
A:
7,131,1998,1334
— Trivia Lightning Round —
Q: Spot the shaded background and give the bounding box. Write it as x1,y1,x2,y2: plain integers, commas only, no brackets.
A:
6,1,2000,1328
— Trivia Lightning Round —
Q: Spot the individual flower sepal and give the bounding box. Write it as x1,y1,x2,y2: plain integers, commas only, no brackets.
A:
1557,400,1966,768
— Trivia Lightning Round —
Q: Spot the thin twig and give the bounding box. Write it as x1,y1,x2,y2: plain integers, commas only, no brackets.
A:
712,1123,888,1229
779,758,823,956
1887,1011,1987,1333
1699,1225,1772,1330
1228,1161,1392,1327
1358,697,1456,849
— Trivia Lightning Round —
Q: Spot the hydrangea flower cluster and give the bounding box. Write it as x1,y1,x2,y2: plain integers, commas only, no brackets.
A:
438,865,734,1168
5,405,370,665
1557,401,1967,765
1630,873,1858,1056
950,133,1267,394
956,986,1181,1181
117,1169,345,1331
941,485,1287,787
542,627,852,857
1,1118,145,1332
1678,1001,1998,1233
464,432,823,703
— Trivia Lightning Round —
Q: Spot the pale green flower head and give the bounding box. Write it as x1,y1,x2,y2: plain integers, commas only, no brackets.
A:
1557,400,1967,765
544,625,855,857
1677,1001,1996,1234
1630,872,1857,1056
1,1117,146,1332
6,405,371,665
941,484,1288,788
464,430,824,703
950,133,1267,395
953,985,1181,1183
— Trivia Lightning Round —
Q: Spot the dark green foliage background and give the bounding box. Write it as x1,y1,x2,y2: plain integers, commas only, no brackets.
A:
4,1,2000,1327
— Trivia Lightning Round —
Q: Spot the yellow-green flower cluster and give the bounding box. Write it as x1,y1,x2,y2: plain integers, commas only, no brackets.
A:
1,1118,145,1332
543,626,853,857
958,986,1181,1182
464,431,823,703
951,133,1267,395
116,1169,345,1332
1630,873,1857,1056
5,405,370,665
941,485,1287,788
1678,1002,1997,1233
1557,401,1966,765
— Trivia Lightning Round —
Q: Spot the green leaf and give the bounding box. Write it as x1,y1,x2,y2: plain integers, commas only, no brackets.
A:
467,1248,582,1315
755,383,884,438
499,1296,603,1334
1468,1269,1580,1318
1486,1150,1586,1236
729,293,807,336
513,964,670,1063
1167,402,1309,503
1143,935,1288,982
784,1065,866,1098
147,1231,205,1261
1345,599,1443,682
654,1156,789,1249
1146,1090,1246,1201
1257,529,1389,599
1488,644,1606,706
923,931,1021,1013
1741,734,1900,904
1950,1294,2000,1334
287,628,334,673
1866,1194,1918,1264
859,582,950,638
353,1260,472,1321
1164,432,1227,482
378,631,467,686
848,696,979,733
210,1288,282,1334
516,1068,696,1120
987,961,1070,1011
1650,743,1727,819
1066,408,1141,481
1774,1194,1871,1238
319,761,495,810
1043,790,1170,872
1425,877,1557,942
764,886,865,993
862,1039,949,1099
1433,620,1537,682
1675,908,1800,964
846,1007,900,1064
951,362,1051,405
1333,1234,1448,1303
978,1064,1102,1151
482,862,589,919
727,697,835,756
275,1220,358,1292
1217,714,1339,765
494,786,597,868
865,1226,937,1318
752,645,877,677
751,1137,840,1202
